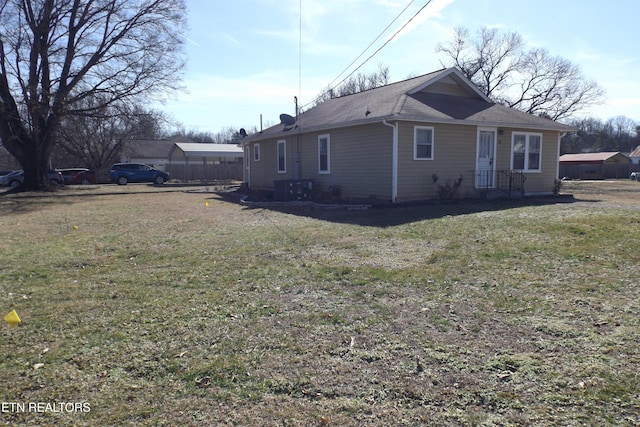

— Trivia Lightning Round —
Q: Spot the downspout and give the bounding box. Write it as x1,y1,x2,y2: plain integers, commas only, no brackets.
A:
556,132,564,182
294,96,301,180
383,120,398,203
245,145,251,188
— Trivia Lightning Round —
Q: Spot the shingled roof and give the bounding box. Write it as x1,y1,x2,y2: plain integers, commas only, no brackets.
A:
248,68,575,141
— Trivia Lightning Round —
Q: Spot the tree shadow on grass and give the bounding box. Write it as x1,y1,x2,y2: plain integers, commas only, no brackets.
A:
0,184,170,216
0,190,66,215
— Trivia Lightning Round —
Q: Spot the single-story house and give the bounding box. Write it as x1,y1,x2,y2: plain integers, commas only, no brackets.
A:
168,143,244,181
559,152,631,180
121,139,177,169
629,145,640,165
242,67,576,203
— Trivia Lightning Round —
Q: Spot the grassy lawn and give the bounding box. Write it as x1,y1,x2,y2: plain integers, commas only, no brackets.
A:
0,181,638,426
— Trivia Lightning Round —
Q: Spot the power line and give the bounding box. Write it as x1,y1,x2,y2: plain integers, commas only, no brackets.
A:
298,0,302,115
325,0,416,91
305,0,435,109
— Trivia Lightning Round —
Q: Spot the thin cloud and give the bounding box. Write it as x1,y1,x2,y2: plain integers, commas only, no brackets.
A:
218,31,242,46
389,0,455,42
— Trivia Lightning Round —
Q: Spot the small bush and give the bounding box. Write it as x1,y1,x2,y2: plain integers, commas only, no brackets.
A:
553,179,563,196
432,174,463,200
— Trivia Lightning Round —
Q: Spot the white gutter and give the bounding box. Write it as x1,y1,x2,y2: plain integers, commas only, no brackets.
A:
556,131,567,181
383,120,398,203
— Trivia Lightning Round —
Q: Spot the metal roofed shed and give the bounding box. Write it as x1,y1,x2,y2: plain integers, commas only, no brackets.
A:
168,143,244,182
559,152,631,180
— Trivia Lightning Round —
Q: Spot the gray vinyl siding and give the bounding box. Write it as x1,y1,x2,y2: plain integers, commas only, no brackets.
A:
248,123,393,200
503,128,560,195
396,124,561,200
300,123,393,200
422,81,474,97
396,122,477,201
248,137,293,191
248,123,561,201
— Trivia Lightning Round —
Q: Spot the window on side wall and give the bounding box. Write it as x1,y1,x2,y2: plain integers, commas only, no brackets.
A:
414,126,434,160
318,134,330,174
277,140,286,173
254,143,260,162
511,133,542,172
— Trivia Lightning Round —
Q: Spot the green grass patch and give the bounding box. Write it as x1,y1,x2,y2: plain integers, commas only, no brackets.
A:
0,182,639,426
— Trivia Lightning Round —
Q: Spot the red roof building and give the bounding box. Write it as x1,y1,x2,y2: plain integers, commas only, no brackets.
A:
559,152,631,179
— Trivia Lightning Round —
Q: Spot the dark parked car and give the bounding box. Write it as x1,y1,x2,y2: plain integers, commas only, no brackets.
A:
59,168,89,184
0,169,64,188
109,163,169,185
69,169,96,185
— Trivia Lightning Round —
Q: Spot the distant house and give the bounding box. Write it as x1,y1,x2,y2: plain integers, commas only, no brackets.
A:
243,67,575,202
120,139,177,170
168,143,244,181
559,152,631,180
119,139,244,182
629,145,640,165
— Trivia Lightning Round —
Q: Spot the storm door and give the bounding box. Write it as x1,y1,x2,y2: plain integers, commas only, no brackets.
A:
476,128,496,188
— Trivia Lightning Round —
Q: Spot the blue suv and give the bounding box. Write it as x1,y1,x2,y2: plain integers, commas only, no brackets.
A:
109,163,169,185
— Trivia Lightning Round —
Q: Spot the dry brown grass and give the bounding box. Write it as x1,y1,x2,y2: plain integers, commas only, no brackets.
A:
0,180,639,426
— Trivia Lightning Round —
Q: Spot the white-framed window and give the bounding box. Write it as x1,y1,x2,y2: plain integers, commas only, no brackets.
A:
414,126,434,160
253,143,260,162
277,140,286,173
318,134,330,174
511,132,542,172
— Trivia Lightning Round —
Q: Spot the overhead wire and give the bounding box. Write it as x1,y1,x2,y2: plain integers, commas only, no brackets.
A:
303,0,435,109
325,0,416,91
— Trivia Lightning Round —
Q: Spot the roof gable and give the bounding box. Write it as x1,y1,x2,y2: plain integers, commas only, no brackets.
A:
408,68,492,102
247,67,575,141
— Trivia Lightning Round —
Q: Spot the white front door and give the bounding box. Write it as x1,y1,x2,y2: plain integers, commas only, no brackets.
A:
476,128,496,188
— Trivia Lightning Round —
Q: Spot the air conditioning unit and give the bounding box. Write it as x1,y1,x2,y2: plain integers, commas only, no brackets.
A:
274,179,314,201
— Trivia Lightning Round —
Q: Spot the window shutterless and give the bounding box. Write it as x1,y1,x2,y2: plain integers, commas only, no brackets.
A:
414,126,434,160
511,133,542,172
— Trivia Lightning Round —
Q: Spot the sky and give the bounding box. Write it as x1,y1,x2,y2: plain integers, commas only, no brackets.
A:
161,0,640,135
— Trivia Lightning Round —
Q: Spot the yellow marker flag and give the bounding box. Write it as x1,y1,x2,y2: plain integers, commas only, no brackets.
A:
4,309,21,327
205,201,209,207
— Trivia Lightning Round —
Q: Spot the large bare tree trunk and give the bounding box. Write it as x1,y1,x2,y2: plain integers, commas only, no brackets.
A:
0,0,186,192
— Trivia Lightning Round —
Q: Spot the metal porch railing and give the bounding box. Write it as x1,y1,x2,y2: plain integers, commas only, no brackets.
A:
475,170,526,198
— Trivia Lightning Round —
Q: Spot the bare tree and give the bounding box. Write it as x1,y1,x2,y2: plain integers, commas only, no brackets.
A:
314,63,391,106
57,100,169,170
562,115,639,153
437,26,605,121
438,27,524,101
0,0,186,191
606,115,637,152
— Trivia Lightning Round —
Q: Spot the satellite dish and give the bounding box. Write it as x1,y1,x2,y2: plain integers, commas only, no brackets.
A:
279,114,296,126
239,128,247,137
